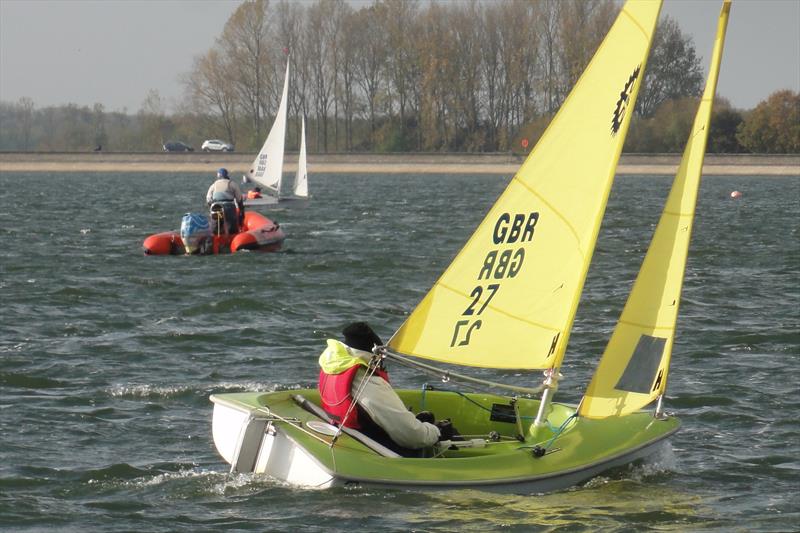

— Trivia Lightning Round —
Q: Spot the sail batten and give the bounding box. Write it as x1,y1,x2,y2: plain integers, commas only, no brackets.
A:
618,320,674,331
580,0,731,419
438,280,561,331
513,175,586,251
388,0,663,371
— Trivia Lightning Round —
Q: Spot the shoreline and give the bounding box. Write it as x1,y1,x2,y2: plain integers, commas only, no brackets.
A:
0,152,797,175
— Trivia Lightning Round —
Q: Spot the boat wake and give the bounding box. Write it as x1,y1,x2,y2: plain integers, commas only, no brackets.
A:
107,380,294,399
581,442,677,489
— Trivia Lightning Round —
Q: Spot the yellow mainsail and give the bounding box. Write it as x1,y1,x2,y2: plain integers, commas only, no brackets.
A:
579,0,731,418
388,1,662,370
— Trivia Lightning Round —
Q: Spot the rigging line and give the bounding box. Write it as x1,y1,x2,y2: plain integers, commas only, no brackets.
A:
397,355,507,394
438,281,561,334
426,386,540,421
254,407,331,447
381,348,544,396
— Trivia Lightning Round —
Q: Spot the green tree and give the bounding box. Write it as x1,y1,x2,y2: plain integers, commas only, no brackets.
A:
736,90,800,153
708,98,743,153
625,96,698,153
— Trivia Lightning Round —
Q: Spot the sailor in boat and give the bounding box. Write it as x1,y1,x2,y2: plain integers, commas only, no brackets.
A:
318,322,456,457
205,168,243,235
246,187,263,200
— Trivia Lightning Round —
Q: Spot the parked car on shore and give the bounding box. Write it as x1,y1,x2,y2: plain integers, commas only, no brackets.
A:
201,139,234,152
163,141,194,152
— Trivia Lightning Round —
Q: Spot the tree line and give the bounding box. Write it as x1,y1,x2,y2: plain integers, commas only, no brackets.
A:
0,0,797,154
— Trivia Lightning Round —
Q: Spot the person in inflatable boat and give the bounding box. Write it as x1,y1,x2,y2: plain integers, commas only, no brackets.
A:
318,322,458,457
205,168,244,234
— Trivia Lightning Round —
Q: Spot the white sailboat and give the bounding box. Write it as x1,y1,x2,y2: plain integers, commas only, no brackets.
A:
243,61,308,206
291,116,309,199
209,0,731,492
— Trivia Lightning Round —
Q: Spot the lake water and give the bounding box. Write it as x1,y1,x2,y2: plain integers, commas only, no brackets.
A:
1,171,798,532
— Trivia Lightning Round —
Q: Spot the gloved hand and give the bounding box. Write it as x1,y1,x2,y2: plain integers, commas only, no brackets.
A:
415,411,435,424
435,419,455,441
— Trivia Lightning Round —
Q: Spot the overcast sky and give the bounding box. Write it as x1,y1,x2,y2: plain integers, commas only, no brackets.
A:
1,0,798,113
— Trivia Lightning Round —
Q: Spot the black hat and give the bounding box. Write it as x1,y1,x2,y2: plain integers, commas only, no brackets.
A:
342,322,383,352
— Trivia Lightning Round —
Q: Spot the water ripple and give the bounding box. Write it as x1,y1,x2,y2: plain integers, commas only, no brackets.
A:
0,172,797,531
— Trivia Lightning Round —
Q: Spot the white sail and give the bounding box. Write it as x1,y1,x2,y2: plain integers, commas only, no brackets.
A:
293,116,308,198
246,61,290,196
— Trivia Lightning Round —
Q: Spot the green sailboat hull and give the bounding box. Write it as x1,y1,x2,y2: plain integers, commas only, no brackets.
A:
210,389,679,492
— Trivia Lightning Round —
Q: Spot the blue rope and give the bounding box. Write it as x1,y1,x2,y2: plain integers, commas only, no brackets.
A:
541,413,578,450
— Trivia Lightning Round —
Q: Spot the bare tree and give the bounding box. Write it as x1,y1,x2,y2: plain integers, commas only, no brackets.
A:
383,0,420,145
184,50,239,144
92,103,107,149
17,97,35,151
353,3,388,149
274,0,305,149
557,0,617,102
139,89,167,149
175,0,708,154
220,0,273,146
537,0,562,114
336,5,359,150
418,2,453,150
449,1,484,150
637,16,704,118
501,1,540,144
305,1,341,152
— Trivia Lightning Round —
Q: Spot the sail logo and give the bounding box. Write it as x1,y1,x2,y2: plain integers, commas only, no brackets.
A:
611,64,641,135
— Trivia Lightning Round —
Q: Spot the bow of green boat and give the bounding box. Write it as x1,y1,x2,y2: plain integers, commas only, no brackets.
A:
210,389,679,490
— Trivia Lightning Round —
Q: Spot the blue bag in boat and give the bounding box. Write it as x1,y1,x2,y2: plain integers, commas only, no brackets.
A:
180,213,212,254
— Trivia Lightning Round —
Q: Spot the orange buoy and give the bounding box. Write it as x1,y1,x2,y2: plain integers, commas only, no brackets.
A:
730,191,742,199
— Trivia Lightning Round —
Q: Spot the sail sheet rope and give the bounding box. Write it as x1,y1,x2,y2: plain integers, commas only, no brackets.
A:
378,347,544,396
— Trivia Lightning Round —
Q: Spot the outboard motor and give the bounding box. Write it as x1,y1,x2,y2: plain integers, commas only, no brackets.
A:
180,213,212,255
209,201,239,235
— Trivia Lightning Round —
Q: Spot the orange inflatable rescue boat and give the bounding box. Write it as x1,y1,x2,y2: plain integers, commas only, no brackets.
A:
143,208,285,255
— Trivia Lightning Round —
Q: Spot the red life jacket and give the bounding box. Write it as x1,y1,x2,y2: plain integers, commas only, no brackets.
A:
318,364,389,429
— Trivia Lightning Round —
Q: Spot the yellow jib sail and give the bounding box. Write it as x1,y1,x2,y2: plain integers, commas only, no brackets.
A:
388,0,662,370
579,0,731,418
